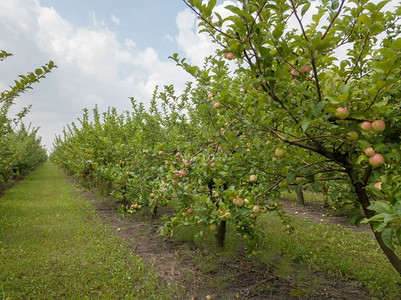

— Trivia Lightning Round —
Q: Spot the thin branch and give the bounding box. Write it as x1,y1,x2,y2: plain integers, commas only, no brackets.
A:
290,0,309,41
321,0,346,40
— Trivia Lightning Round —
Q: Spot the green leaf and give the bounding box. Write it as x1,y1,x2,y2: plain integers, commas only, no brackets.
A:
300,118,310,132
301,2,311,16
381,227,395,251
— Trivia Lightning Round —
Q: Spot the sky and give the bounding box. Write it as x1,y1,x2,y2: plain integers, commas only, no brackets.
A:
0,0,228,150
0,0,398,151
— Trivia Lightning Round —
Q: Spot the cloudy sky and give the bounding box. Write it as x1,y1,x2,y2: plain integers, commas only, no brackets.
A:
0,0,230,149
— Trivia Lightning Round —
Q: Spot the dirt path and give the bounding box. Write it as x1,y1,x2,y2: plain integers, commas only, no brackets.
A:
79,186,372,300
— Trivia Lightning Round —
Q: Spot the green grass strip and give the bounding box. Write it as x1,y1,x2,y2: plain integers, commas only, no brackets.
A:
0,161,181,299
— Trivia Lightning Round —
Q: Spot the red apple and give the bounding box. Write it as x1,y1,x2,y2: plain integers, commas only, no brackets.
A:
210,162,215,167
301,65,311,73
290,69,299,76
361,121,372,131
213,101,221,108
364,147,375,157
233,197,245,207
369,154,384,167
372,120,385,132
335,107,349,120
252,205,260,213
224,52,234,60
249,174,257,182
374,181,382,190
208,92,214,99
184,161,191,167
179,170,187,177
158,150,164,155
275,147,286,158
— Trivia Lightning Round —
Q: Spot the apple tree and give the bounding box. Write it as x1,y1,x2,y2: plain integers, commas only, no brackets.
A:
181,0,401,274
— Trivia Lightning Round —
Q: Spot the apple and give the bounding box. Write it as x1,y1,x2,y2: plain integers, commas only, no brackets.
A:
150,192,155,197
158,150,164,155
224,52,234,60
301,65,311,73
374,181,382,190
369,153,384,167
364,147,375,157
249,174,257,182
213,101,221,108
210,162,216,167
361,121,372,131
174,172,180,178
223,212,232,220
187,207,194,214
209,224,217,232
290,69,299,76
184,161,191,167
294,177,303,184
199,185,207,192
208,92,214,99
347,131,359,140
206,295,212,300
176,152,182,157
252,205,260,213
244,198,249,204
233,197,244,207
372,120,385,132
275,147,286,158
182,212,187,217
179,170,187,177
335,107,349,120
217,146,222,151
286,224,292,229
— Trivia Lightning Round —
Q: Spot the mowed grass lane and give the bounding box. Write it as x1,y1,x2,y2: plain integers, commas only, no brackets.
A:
0,161,181,299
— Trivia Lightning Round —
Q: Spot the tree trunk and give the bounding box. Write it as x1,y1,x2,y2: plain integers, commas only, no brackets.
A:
297,187,305,206
348,168,401,275
216,220,226,248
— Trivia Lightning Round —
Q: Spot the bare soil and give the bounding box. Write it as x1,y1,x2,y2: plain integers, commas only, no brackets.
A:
78,185,372,300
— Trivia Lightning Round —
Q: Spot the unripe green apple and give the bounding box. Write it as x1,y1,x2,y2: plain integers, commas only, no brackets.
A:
347,131,359,140
275,147,286,158
249,174,257,182
209,224,217,232
223,212,232,220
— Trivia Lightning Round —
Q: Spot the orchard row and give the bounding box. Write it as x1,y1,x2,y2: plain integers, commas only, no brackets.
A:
0,51,55,192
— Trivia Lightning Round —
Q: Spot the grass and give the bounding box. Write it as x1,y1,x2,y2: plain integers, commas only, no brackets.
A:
0,161,182,299
258,213,401,299
170,209,401,299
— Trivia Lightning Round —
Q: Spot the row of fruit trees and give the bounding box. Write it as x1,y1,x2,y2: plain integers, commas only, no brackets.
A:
0,51,55,192
51,0,401,274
